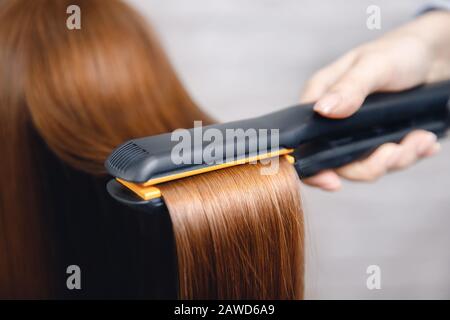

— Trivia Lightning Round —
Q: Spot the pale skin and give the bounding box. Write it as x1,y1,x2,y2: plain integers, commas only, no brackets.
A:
301,11,450,191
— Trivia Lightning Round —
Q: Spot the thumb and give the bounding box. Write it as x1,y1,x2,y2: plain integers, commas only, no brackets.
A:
313,53,391,119
301,51,358,103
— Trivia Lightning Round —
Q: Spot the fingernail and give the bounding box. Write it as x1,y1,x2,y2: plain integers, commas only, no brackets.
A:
417,133,437,155
314,93,341,115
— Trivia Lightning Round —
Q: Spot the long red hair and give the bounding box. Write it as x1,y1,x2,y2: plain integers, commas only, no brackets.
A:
0,0,303,299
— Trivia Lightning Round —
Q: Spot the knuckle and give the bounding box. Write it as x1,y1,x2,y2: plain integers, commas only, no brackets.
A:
346,93,365,109
308,70,330,86
339,161,384,182
332,78,365,100
392,152,417,170
360,161,386,181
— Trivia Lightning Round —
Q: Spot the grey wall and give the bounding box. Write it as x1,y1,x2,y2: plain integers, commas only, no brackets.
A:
127,0,449,299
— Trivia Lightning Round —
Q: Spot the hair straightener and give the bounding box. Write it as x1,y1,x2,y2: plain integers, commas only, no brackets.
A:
106,80,450,210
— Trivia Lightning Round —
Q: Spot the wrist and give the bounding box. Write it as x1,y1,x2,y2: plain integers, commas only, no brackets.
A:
412,11,450,80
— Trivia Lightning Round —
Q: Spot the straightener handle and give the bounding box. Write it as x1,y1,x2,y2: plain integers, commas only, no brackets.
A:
295,119,449,178
269,80,450,147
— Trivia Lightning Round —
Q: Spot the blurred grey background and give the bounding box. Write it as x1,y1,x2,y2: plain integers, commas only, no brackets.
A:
127,0,450,299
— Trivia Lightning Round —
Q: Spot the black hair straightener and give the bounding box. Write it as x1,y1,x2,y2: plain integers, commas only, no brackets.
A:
106,80,450,210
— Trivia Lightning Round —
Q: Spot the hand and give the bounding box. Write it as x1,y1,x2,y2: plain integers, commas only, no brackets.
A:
301,10,450,191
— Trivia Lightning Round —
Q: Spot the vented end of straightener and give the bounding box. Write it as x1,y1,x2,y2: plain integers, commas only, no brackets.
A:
105,140,158,183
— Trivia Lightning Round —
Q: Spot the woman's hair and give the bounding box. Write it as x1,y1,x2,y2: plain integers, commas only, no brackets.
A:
160,158,304,299
0,0,304,299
